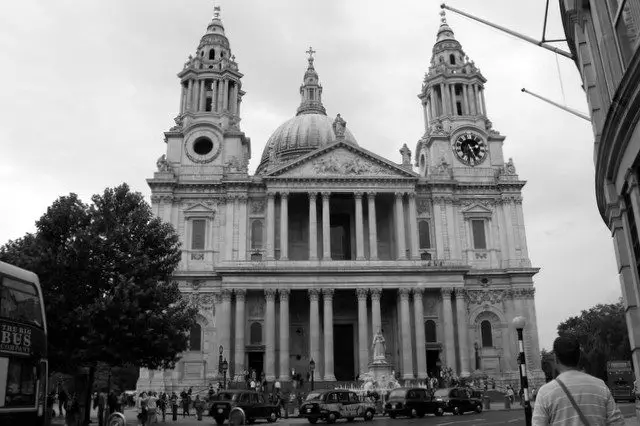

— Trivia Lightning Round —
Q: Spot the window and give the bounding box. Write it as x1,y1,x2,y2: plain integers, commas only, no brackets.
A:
481,320,493,347
450,54,456,65
191,219,206,250
189,323,202,351
251,220,264,250
209,49,215,60
0,277,43,327
2,357,36,407
607,0,639,65
471,219,487,249
425,320,437,343
419,221,431,249
250,322,262,344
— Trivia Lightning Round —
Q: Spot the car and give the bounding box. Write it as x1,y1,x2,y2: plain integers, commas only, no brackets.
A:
432,387,483,415
384,387,440,418
299,390,376,424
209,390,279,424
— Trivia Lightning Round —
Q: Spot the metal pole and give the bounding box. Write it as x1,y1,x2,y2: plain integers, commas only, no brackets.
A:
311,371,314,391
521,88,590,121
440,3,574,59
516,328,533,426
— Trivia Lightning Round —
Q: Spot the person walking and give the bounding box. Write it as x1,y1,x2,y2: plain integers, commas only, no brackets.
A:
170,392,179,421
137,392,148,426
181,390,190,418
146,392,158,425
65,393,80,426
58,388,68,418
158,393,167,422
97,389,108,426
194,394,205,421
532,336,625,425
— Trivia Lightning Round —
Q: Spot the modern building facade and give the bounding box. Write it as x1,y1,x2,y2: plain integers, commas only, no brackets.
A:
137,8,543,391
560,0,640,401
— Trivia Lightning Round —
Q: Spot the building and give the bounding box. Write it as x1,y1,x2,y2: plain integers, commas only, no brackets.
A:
559,0,640,400
137,8,543,391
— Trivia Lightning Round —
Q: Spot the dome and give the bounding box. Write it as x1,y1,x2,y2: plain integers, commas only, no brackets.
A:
256,113,357,174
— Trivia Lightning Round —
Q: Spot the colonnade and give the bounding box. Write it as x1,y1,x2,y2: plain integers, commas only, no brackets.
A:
214,286,471,382
180,77,240,115
423,82,487,125
264,191,420,261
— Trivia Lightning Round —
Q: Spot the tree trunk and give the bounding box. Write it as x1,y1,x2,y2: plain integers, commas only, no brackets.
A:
83,365,96,426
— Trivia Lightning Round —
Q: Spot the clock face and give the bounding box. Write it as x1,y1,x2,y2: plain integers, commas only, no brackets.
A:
453,132,487,166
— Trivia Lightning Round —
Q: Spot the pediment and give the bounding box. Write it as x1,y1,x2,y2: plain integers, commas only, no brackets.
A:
183,202,216,218
461,203,492,218
266,142,417,179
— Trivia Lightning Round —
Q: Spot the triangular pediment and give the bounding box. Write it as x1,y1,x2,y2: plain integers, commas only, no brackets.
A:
183,202,216,218
265,141,417,179
461,203,492,214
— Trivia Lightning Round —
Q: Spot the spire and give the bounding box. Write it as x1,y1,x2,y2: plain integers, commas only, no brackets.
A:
296,46,326,116
206,4,225,35
436,10,458,44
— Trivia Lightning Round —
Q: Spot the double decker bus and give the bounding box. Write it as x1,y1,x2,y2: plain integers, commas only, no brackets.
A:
606,360,635,402
0,261,48,425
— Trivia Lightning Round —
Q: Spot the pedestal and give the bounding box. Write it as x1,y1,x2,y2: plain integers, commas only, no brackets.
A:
368,362,393,384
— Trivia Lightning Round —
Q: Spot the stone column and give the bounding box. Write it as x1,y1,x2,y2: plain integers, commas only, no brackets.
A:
217,79,224,112
265,288,277,381
440,83,447,115
367,193,378,260
355,192,365,260
399,288,414,379
186,79,193,111
225,195,235,260
480,88,487,116
450,84,457,116
413,288,427,379
322,192,331,260
279,289,290,381
238,195,248,261
308,289,321,374
423,101,429,128
371,288,382,336
280,192,289,260
266,192,275,260
441,288,456,369
199,80,206,112
212,79,219,112
408,193,419,259
220,289,233,364
231,83,238,114
211,293,222,376
234,289,246,378
462,84,469,115
180,84,186,113
223,79,229,111
309,192,318,260
322,288,336,381
430,94,437,119
357,288,369,374
454,288,470,376
502,200,517,265
394,192,407,260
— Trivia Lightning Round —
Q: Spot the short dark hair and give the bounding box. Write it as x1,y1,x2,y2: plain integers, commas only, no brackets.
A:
553,336,581,367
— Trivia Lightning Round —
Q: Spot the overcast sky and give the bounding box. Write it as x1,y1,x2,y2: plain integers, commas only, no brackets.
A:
0,0,622,352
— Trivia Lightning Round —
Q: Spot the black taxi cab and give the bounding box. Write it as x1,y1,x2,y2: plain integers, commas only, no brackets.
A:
209,390,279,424
432,387,483,415
384,387,439,418
300,390,376,424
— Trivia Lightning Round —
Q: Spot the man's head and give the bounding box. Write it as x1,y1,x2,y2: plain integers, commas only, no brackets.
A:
553,335,581,368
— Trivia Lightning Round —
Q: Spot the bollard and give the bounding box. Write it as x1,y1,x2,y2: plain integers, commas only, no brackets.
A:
504,395,511,410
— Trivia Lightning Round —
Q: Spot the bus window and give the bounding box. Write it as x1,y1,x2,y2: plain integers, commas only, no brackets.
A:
1,357,36,408
0,277,43,327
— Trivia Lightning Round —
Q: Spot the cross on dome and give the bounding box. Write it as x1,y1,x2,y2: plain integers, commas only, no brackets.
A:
306,46,316,65
440,9,447,24
213,4,221,19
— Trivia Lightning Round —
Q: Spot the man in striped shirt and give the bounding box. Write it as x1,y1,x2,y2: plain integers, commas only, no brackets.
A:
532,336,625,425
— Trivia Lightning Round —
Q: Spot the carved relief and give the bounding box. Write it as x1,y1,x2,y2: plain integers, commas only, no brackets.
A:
312,154,387,175
466,289,505,306
356,288,369,301
417,199,431,215
191,253,205,261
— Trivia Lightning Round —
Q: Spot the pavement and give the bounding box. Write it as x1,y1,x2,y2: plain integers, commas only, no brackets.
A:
48,404,638,426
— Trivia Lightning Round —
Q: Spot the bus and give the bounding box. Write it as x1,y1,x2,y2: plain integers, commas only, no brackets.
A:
0,261,49,425
606,360,635,402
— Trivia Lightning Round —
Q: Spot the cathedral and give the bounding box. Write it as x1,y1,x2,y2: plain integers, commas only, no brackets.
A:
138,8,543,391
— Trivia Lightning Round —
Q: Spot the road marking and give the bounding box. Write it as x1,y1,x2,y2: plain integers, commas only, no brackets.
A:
508,419,521,422
437,419,486,425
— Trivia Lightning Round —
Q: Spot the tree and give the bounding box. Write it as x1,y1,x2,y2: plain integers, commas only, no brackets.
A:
1,184,197,422
557,300,631,381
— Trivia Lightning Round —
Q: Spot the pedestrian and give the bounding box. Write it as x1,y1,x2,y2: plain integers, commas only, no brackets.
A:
97,388,108,426
65,393,80,426
170,392,179,421
181,390,190,418
108,390,118,415
137,392,148,426
116,391,124,413
506,385,514,403
158,393,167,422
146,391,158,425
194,394,205,421
280,389,289,419
58,388,68,418
518,388,524,407
532,335,625,425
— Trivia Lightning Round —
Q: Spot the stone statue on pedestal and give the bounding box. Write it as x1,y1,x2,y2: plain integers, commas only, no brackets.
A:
372,328,387,365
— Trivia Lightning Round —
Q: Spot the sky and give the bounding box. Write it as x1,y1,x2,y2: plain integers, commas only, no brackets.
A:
0,0,622,352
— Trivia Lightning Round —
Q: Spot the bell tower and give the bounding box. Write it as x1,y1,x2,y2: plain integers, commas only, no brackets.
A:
415,10,505,179
158,5,251,182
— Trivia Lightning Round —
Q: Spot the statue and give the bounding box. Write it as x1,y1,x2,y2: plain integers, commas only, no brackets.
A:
399,143,411,166
332,114,347,138
372,328,387,364
504,158,516,175
156,154,172,173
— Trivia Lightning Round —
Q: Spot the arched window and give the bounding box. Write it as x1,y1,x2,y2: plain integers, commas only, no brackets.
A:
251,220,264,249
449,54,456,65
209,49,215,60
419,221,431,249
189,323,202,351
481,320,493,347
250,322,262,344
425,320,437,342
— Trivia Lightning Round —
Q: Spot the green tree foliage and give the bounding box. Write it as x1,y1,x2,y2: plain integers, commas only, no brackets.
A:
0,183,198,373
557,300,631,381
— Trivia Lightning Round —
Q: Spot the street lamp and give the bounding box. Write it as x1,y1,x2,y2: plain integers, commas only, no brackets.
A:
474,342,480,371
222,358,229,390
218,345,224,375
309,359,316,391
513,316,532,426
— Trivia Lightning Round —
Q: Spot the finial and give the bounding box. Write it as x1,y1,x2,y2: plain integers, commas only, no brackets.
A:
440,9,447,24
306,46,316,65
213,4,221,19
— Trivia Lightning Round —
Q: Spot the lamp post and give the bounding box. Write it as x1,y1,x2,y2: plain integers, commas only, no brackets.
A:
222,359,229,390
513,316,532,426
474,342,480,371
309,359,316,391
218,345,224,376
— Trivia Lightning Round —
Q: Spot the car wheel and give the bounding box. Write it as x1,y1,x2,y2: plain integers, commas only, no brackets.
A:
229,411,244,426
416,410,425,418
327,412,337,424
346,417,355,422
410,408,417,418
435,408,444,417
389,413,396,419
266,412,277,423
215,416,226,425
453,406,461,415
308,419,318,424
475,404,483,414
364,410,374,421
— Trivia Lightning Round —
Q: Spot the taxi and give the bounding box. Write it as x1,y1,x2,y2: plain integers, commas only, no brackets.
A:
299,390,376,424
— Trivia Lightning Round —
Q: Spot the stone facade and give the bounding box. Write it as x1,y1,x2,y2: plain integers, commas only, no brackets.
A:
137,9,543,392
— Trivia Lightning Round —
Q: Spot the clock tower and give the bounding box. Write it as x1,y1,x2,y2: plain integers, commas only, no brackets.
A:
416,11,506,180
